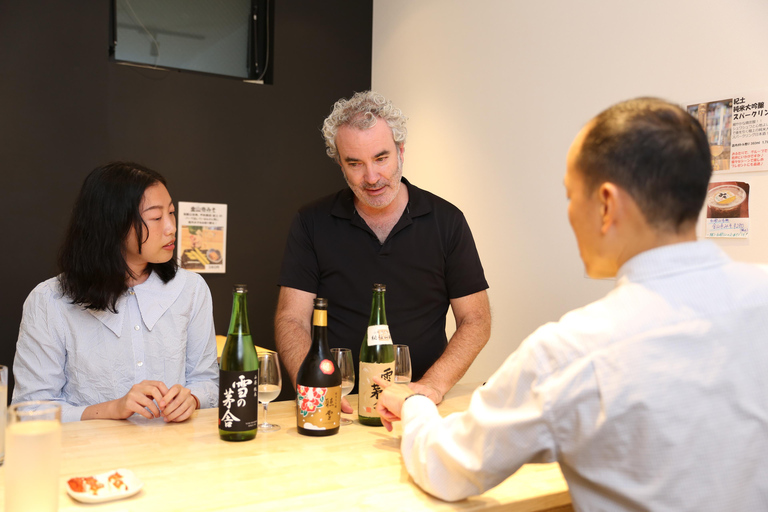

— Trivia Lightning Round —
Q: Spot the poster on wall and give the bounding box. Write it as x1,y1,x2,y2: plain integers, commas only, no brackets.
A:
704,181,750,239
177,202,227,273
687,94,768,173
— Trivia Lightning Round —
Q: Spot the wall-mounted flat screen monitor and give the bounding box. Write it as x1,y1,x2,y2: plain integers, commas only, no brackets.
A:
110,0,269,82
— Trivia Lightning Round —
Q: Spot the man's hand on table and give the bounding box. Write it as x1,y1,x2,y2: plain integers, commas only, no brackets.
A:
373,376,416,432
407,380,444,405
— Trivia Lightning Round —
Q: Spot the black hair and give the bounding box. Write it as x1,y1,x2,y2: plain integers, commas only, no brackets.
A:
576,97,713,230
57,162,177,312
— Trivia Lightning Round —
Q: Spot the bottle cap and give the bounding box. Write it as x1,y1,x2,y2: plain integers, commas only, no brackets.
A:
314,297,328,309
233,284,248,292
372,283,386,292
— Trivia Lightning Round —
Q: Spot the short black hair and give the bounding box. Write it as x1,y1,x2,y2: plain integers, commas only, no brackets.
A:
576,97,712,230
57,162,177,312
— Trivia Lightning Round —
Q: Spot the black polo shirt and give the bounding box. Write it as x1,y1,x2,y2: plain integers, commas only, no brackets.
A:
278,178,488,382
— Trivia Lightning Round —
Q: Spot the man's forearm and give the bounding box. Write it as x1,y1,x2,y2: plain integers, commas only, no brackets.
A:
417,291,491,402
418,322,489,399
274,318,312,389
274,287,316,388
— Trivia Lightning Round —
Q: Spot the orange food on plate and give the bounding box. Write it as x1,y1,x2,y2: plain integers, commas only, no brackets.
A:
67,477,85,493
67,475,106,495
109,471,129,491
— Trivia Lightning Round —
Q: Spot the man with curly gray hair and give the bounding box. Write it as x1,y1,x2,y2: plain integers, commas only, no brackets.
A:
321,91,408,164
275,91,491,416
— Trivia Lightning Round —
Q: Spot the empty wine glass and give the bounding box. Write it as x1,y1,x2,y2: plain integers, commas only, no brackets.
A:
331,348,355,425
394,344,412,385
257,352,282,432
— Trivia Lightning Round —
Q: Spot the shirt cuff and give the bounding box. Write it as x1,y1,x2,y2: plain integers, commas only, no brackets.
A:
64,405,89,423
401,394,439,423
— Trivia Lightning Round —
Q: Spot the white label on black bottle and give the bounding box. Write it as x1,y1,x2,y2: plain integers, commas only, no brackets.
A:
219,369,259,431
367,325,392,346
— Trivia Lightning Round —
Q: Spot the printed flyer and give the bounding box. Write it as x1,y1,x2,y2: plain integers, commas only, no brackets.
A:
177,201,227,273
688,94,768,173
704,181,750,239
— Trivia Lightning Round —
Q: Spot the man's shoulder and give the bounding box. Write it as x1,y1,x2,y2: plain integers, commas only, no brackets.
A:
297,187,350,214
405,179,465,218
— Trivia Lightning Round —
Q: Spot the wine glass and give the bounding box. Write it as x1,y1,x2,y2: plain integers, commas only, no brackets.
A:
331,348,355,425
257,352,282,432
394,344,412,384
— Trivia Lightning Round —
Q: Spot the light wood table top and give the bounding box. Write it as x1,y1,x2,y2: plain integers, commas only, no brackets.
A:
0,383,571,511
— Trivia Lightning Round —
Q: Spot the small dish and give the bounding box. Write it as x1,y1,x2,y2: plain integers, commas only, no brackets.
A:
207,248,222,263
66,468,143,503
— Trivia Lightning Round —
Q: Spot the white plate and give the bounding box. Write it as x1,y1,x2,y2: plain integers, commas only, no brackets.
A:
66,468,143,503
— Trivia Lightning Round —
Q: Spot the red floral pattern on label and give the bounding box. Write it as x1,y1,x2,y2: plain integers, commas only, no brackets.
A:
297,385,327,417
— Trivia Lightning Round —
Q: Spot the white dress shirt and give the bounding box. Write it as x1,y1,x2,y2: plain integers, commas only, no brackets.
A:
400,241,768,510
12,269,219,423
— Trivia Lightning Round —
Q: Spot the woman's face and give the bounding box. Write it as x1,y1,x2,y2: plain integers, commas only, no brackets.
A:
124,183,176,275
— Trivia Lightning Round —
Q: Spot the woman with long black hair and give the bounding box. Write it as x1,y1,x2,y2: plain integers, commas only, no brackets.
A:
12,162,218,422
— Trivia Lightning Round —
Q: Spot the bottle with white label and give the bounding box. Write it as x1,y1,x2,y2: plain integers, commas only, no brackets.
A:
358,283,395,426
296,298,342,436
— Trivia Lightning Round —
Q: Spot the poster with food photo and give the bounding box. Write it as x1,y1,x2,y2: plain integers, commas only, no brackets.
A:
704,181,750,238
177,202,227,273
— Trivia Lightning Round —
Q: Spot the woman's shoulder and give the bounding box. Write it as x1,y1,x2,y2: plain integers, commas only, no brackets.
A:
27,275,66,302
167,269,212,304
21,276,72,320
174,268,210,289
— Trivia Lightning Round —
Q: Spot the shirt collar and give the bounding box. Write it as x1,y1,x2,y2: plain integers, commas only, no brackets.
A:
330,177,432,219
616,240,729,286
87,270,187,336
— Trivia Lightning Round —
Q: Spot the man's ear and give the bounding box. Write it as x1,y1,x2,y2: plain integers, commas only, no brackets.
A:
597,182,621,235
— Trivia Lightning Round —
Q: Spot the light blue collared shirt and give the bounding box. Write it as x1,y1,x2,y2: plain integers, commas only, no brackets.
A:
12,269,219,422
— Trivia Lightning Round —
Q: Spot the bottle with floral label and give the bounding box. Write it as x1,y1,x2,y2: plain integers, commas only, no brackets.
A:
296,298,341,436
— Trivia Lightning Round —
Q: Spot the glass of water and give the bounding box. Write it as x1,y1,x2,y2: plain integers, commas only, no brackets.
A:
394,345,412,384
257,352,282,432
331,348,355,425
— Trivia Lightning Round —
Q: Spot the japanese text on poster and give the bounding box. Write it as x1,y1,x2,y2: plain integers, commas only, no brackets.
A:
688,94,768,173
177,201,227,273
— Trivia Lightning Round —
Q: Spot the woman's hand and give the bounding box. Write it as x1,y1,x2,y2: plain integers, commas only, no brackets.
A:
112,380,170,419
158,384,197,422
82,380,170,420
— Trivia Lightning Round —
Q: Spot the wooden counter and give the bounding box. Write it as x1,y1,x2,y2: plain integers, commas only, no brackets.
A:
0,383,572,511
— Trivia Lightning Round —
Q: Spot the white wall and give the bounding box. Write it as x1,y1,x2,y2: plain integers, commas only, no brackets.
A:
372,0,768,384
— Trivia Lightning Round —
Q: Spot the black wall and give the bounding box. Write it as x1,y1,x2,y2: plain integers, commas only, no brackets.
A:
0,1,373,402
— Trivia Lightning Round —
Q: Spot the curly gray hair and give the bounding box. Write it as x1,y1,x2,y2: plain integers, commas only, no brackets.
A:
322,91,408,162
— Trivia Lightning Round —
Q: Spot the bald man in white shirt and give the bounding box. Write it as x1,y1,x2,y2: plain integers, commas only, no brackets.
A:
375,97,768,511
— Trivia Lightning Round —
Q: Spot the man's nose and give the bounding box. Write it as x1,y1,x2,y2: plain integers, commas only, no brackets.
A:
363,165,379,184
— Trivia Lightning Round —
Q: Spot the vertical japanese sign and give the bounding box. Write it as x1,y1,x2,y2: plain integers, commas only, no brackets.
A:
688,94,768,173
704,181,750,238
177,202,227,273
